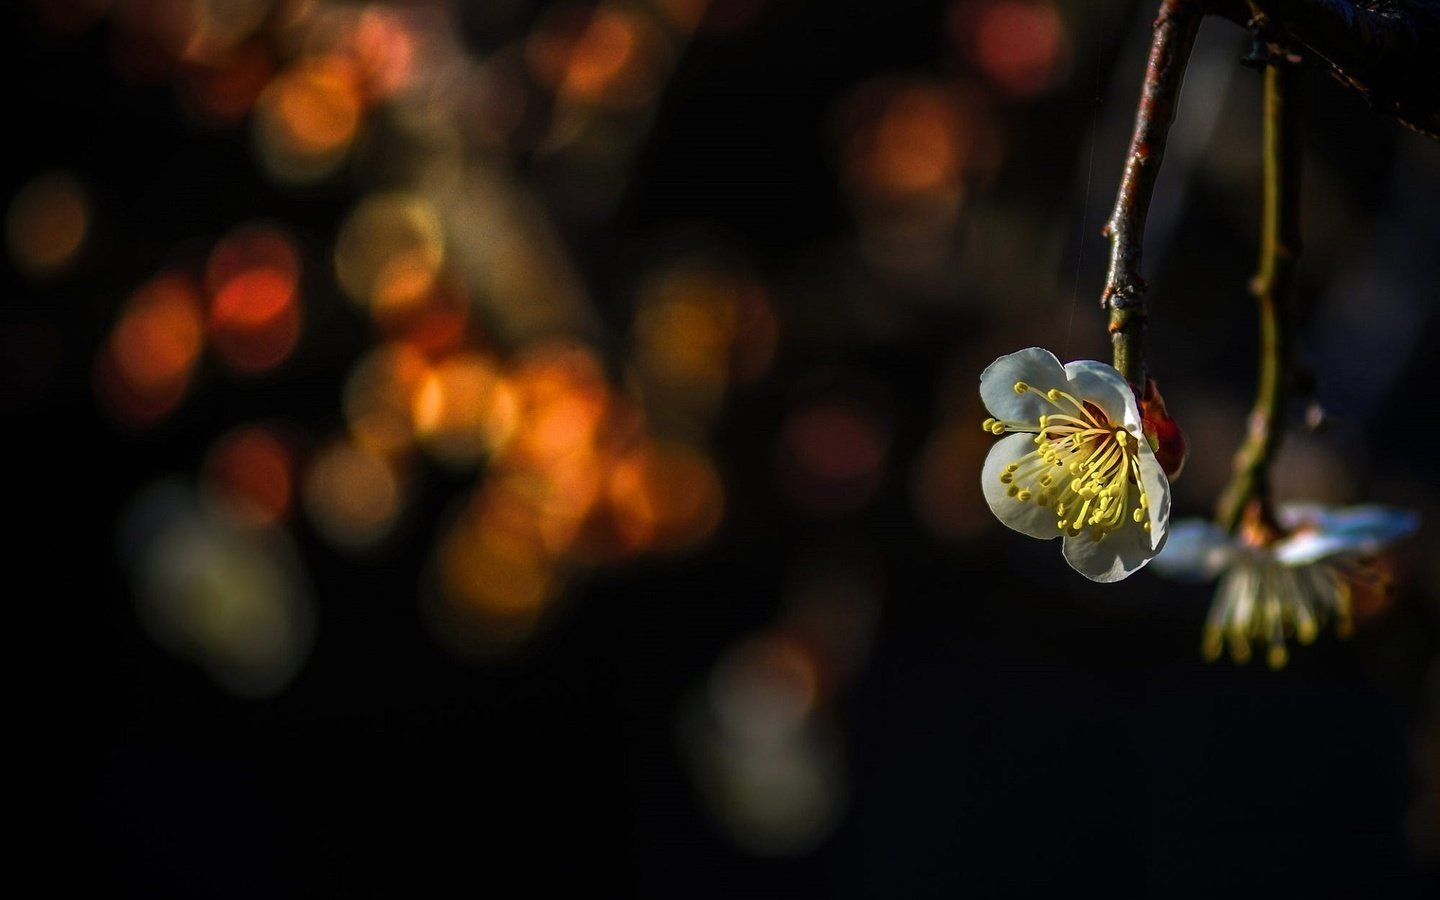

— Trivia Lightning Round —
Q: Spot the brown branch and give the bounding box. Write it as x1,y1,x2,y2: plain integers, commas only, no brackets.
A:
1102,0,1205,386
1208,0,1440,139
1215,58,1305,535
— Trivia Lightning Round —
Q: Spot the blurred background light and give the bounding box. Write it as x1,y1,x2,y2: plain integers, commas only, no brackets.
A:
600,439,724,557
343,341,432,459
527,3,670,111
253,53,363,183
201,423,297,528
177,36,275,125
302,435,405,549
95,273,206,427
682,630,847,857
6,171,91,280
205,224,303,374
427,489,565,656
911,421,993,541
951,0,1070,99
183,0,272,65
777,389,892,517
120,481,316,698
411,351,519,468
334,191,446,319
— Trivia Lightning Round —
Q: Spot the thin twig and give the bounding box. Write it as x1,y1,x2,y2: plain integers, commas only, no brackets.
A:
1216,56,1305,535
1102,0,1204,386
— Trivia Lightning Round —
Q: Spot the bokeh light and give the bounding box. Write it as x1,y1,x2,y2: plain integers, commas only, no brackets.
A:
334,192,446,318
528,4,670,110
951,0,1070,99
302,435,405,549
343,341,432,459
911,420,994,541
411,351,519,468
428,489,565,656
6,171,91,280
601,439,724,557
630,262,778,431
253,53,364,183
205,224,303,374
96,273,206,427
121,481,315,698
777,392,891,516
202,423,297,528
178,37,275,125
683,630,847,856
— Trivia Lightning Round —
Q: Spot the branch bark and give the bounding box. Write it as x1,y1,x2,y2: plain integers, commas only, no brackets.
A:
1102,0,1204,386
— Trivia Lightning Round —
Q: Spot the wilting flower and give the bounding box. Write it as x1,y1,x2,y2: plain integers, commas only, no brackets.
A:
979,347,1171,582
1151,504,1419,668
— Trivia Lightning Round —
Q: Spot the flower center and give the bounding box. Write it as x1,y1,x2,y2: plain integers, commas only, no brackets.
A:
983,381,1149,540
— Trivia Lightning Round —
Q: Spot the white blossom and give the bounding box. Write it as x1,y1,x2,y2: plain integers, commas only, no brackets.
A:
980,347,1170,582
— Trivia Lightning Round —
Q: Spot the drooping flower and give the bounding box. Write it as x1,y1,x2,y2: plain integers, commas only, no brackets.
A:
979,347,1171,582
1151,504,1419,669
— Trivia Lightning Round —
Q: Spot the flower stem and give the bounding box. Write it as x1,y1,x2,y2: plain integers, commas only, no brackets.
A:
1103,0,1204,386
1216,56,1304,535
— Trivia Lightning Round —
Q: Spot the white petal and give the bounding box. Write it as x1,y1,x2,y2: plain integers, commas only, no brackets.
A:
979,347,1069,423
1062,359,1141,431
1273,504,1419,565
1061,518,1157,583
1061,441,1170,583
1135,439,1171,551
1149,519,1233,581
980,432,1064,540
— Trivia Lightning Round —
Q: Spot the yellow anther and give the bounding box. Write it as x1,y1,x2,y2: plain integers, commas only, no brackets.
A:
982,417,997,432
1016,489,1032,502
1266,644,1288,670
990,421,1006,435
1114,430,1128,447
1201,630,1223,662
1296,619,1318,645
1006,484,1019,497
1141,521,1151,532
1132,508,1145,523
1013,381,1029,394
1046,388,1062,402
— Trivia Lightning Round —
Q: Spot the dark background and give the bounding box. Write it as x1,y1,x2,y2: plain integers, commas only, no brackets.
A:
7,0,1440,896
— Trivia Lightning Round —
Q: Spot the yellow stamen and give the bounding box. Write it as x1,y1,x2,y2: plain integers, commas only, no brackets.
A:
983,384,1149,542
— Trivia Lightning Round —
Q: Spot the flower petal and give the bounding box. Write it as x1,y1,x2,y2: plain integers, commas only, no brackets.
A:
1061,517,1157,583
980,432,1064,540
1135,438,1171,551
1149,518,1233,581
1061,440,1169,583
1063,359,1141,431
979,347,1068,423
1273,504,1419,565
